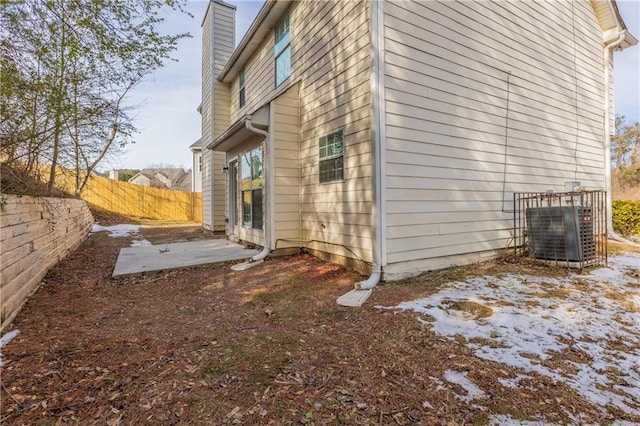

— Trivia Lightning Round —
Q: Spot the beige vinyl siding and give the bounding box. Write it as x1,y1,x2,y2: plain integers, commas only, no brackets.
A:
272,84,301,248
211,4,234,231
201,9,213,229
229,36,274,120
297,0,372,264
223,0,373,264
384,0,606,265
201,149,213,229
201,2,234,230
211,151,226,230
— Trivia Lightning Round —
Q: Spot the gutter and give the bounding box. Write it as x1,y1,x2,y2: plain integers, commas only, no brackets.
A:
357,0,387,290
603,29,639,246
337,0,386,305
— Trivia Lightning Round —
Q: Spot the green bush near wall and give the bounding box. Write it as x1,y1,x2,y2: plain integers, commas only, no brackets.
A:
612,200,640,237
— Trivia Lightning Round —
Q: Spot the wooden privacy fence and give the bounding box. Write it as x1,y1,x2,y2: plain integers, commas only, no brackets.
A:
77,174,202,221
8,162,202,221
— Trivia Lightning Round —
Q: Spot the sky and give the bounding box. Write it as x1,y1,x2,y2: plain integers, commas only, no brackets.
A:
108,0,640,171
108,1,265,171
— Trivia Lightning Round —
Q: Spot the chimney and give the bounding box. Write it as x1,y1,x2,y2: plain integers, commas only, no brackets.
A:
200,0,235,231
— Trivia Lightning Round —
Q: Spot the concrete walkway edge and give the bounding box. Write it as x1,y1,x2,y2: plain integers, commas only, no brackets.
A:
112,239,260,277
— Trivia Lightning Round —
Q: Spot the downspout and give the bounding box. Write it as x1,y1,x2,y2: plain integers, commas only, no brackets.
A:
603,30,639,246
246,115,271,261
356,0,385,290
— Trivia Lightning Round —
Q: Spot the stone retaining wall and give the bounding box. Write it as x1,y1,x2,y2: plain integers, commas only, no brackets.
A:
0,194,93,331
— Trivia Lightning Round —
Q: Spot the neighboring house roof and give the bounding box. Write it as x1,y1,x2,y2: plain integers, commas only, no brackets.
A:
189,138,203,152
174,170,193,191
128,172,153,185
155,168,185,184
128,168,189,190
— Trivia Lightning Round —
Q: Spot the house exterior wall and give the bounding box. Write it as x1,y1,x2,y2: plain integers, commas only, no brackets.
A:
201,1,234,231
225,0,374,266
272,83,301,249
201,5,214,229
382,0,607,276
192,151,203,192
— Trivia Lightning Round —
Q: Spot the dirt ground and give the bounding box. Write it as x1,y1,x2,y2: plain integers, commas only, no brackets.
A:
1,218,639,425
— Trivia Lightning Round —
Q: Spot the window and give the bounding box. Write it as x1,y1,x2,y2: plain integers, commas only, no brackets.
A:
239,68,246,108
274,12,290,86
241,145,263,229
198,154,202,172
319,130,344,183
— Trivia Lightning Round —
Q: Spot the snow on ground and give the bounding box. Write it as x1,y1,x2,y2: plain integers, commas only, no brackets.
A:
129,238,152,247
91,223,152,247
383,253,640,415
91,223,141,237
488,416,640,426
0,330,19,367
443,369,486,402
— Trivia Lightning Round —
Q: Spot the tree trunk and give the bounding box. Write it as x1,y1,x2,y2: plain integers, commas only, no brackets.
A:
47,22,67,195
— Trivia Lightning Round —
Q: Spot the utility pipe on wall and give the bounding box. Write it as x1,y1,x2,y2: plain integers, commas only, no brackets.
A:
356,0,386,290
603,30,639,246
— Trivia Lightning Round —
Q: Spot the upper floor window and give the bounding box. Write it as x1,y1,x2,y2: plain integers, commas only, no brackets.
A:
239,68,246,108
274,12,291,87
319,129,344,183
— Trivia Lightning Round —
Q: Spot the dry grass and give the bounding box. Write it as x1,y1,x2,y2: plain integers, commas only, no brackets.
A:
1,224,639,425
442,300,494,320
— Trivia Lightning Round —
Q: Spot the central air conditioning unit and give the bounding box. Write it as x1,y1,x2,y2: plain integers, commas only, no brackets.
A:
525,206,595,263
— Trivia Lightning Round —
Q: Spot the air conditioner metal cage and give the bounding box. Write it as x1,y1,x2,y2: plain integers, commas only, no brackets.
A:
513,190,607,268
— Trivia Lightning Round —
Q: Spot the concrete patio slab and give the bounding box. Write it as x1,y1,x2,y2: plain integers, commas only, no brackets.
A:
112,239,260,277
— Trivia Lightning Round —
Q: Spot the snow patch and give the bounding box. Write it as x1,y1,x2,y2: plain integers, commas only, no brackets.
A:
383,253,640,415
0,330,19,367
443,369,485,402
129,238,152,247
91,223,152,247
91,223,142,237
497,374,533,389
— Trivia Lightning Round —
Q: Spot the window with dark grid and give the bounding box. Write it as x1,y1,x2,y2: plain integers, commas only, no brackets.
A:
319,129,344,183
239,68,246,108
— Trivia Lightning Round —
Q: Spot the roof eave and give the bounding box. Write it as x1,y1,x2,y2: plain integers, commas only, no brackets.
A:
621,30,639,49
218,0,292,84
594,0,637,48
207,107,270,152
207,118,248,151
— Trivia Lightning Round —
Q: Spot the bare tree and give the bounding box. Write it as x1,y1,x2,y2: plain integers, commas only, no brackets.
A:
1,0,190,195
611,115,640,192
